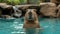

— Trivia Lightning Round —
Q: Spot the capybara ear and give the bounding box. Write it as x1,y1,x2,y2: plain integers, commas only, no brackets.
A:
32,9,37,12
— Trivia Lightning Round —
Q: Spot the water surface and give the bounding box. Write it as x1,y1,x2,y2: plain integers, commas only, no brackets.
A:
0,17,60,34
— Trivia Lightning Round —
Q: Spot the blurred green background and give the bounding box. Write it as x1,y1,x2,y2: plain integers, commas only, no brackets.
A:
0,0,40,5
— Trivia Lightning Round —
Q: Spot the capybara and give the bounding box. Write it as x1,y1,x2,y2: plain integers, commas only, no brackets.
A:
23,9,40,28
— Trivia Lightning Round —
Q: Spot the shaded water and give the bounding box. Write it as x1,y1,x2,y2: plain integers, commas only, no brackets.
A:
0,17,60,34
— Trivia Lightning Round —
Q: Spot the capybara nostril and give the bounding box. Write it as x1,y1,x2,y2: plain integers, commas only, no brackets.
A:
28,11,33,20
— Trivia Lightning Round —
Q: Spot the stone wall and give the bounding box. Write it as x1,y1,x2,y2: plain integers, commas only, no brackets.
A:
0,4,40,18
0,3,60,18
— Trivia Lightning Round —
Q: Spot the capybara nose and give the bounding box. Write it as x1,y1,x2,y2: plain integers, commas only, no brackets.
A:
28,11,33,20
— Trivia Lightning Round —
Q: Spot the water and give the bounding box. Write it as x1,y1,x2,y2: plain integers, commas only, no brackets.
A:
0,17,60,34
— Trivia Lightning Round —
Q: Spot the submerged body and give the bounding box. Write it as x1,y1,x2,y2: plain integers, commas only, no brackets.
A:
23,28,40,34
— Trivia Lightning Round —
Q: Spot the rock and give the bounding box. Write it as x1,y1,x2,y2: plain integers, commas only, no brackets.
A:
0,3,7,7
1,5,12,8
0,9,2,16
50,0,60,3
1,5,13,15
15,5,30,10
40,3,57,17
15,5,40,16
0,15,14,19
12,10,22,18
15,5,40,9
57,5,60,17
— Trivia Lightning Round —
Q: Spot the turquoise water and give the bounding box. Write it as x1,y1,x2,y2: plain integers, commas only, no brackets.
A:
0,17,60,34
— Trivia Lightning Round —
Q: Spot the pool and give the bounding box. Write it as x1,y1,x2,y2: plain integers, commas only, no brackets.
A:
0,17,60,34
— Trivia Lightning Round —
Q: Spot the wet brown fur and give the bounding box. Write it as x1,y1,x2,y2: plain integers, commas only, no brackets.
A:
23,9,40,28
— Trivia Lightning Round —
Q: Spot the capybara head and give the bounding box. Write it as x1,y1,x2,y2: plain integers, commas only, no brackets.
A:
25,9,37,23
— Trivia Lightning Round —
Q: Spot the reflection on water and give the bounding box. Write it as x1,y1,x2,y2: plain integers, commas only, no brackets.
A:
0,18,60,34
23,28,40,34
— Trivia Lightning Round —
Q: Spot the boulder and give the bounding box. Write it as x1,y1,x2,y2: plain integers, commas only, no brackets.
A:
2,5,12,8
0,3,7,7
40,2,57,17
12,10,22,18
0,5,13,15
50,0,60,3
57,5,60,17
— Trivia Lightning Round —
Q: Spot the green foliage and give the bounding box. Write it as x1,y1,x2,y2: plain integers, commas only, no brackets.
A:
6,0,27,5
0,0,40,5
13,0,20,5
6,0,20,5
0,0,4,2
0,0,27,5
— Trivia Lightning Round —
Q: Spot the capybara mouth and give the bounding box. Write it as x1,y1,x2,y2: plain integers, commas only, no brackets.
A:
28,20,34,23
28,18,34,22
28,19,34,21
